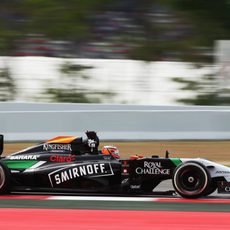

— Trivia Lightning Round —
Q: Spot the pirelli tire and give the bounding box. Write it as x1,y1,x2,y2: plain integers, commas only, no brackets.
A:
202,180,217,196
0,161,10,194
172,161,211,199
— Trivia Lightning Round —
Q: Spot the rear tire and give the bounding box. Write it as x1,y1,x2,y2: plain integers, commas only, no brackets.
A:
173,161,211,198
0,162,9,194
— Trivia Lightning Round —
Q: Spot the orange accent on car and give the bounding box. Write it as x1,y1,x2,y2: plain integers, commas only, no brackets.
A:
130,155,144,160
46,136,77,143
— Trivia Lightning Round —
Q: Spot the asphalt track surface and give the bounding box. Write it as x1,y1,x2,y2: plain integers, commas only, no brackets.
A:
0,179,230,207
0,180,229,230
0,179,229,209
0,196,230,230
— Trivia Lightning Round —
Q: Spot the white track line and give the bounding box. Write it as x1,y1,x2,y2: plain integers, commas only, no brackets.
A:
47,196,157,202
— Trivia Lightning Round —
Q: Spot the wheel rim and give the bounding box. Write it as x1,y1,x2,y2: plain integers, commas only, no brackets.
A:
174,163,208,196
0,166,5,189
179,168,205,192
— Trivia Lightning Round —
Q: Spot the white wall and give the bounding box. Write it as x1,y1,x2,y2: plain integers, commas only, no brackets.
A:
1,103,230,141
1,57,210,105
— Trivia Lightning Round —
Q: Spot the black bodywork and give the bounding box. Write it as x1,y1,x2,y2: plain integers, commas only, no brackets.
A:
0,132,230,198
0,133,178,194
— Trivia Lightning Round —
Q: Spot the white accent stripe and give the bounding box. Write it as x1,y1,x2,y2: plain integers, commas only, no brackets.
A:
24,161,47,172
47,196,157,202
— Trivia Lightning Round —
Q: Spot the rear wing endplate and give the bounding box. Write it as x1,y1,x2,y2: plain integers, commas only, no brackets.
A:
0,134,3,155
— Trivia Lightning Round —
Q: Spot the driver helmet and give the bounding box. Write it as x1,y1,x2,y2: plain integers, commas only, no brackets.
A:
101,146,120,159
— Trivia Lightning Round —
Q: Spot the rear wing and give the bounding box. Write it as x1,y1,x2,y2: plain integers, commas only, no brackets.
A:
0,135,3,156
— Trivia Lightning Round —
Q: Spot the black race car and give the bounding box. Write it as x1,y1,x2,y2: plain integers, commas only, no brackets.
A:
0,131,230,198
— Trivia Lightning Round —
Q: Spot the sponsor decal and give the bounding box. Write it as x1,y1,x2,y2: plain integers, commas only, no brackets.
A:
9,155,39,160
216,171,230,174
48,163,113,187
43,143,72,152
50,155,76,163
121,178,129,184
135,161,170,175
130,185,141,189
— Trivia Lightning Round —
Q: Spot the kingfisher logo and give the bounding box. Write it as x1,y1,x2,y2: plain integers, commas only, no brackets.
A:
43,144,72,152
48,163,114,187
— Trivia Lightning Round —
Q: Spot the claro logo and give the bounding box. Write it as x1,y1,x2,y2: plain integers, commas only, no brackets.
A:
50,155,76,162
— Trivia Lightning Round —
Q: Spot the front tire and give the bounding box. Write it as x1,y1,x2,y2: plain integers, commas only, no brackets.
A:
173,161,211,198
0,162,9,194
203,180,217,196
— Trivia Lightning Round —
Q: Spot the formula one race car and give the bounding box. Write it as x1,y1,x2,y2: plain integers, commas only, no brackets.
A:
0,131,230,198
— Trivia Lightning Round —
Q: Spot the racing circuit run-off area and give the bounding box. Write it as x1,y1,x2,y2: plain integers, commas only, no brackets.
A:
0,209,229,230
